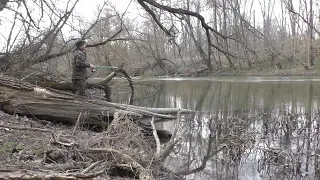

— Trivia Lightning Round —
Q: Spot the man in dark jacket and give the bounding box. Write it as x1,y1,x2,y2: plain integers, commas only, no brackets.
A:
72,40,95,96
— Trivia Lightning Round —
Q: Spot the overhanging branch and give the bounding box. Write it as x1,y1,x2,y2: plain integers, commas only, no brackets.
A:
137,0,228,39
289,9,320,36
137,0,238,71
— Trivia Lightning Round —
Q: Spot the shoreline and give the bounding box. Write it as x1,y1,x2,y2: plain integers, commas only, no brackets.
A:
207,67,320,77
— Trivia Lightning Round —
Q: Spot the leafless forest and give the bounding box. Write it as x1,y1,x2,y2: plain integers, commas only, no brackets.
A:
0,0,319,77
1,0,320,180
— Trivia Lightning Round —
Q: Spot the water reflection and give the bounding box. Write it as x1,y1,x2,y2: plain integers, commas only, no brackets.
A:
114,76,320,113
112,77,320,179
165,110,320,180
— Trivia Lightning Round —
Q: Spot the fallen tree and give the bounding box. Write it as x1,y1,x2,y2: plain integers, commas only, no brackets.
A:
0,75,192,141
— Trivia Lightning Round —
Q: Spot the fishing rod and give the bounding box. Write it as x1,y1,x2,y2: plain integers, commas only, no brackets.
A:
95,66,118,69
91,65,118,72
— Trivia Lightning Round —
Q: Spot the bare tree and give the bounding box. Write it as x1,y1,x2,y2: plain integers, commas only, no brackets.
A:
0,0,124,76
308,0,314,67
136,0,238,73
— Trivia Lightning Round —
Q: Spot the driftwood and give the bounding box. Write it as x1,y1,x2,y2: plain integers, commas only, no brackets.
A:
0,75,192,141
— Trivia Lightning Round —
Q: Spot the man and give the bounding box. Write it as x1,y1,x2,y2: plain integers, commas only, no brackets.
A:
72,40,95,96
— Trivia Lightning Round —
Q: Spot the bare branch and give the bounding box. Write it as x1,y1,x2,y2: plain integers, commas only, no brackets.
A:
87,29,122,47
81,1,109,39
137,0,172,36
151,117,161,159
137,0,229,39
289,9,320,36
21,0,38,28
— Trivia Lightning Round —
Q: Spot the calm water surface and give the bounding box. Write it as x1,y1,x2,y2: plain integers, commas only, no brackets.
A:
112,76,320,180
114,76,320,113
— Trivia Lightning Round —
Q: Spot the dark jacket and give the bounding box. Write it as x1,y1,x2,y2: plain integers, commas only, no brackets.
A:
72,49,90,80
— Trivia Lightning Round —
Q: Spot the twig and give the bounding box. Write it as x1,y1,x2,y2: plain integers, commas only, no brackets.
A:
0,169,106,179
51,138,78,147
113,111,120,124
151,117,161,159
20,71,36,80
157,111,182,161
0,124,77,147
107,102,193,114
117,69,134,105
121,106,175,119
43,157,66,172
87,29,122,47
0,124,53,134
172,111,181,138
74,169,106,178
80,148,152,180
80,148,142,168
81,160,104,174
72,111,82,136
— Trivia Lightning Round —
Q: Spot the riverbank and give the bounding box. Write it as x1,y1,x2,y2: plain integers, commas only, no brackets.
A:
0,110,177,180
208,65,320,77
144,62,320,77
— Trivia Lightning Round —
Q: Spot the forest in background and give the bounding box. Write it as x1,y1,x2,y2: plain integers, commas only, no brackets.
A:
0,0,319,78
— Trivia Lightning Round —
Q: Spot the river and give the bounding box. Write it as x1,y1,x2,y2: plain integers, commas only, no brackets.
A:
111,76,320,180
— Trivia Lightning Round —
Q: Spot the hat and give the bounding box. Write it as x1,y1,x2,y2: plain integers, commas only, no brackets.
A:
75,40,86,48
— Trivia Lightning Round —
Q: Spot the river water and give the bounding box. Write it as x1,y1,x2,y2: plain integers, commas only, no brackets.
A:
111,76,320,180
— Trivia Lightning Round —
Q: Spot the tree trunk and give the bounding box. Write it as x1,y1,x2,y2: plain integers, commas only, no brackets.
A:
308,0,314,67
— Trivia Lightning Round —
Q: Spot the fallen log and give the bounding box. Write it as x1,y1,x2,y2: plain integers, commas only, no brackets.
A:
0,75,185,142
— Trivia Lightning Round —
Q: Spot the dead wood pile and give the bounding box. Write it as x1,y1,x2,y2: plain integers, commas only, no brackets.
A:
0,110,182,179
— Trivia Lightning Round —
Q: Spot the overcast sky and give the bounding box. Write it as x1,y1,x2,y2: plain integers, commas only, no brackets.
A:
75,0,135,21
